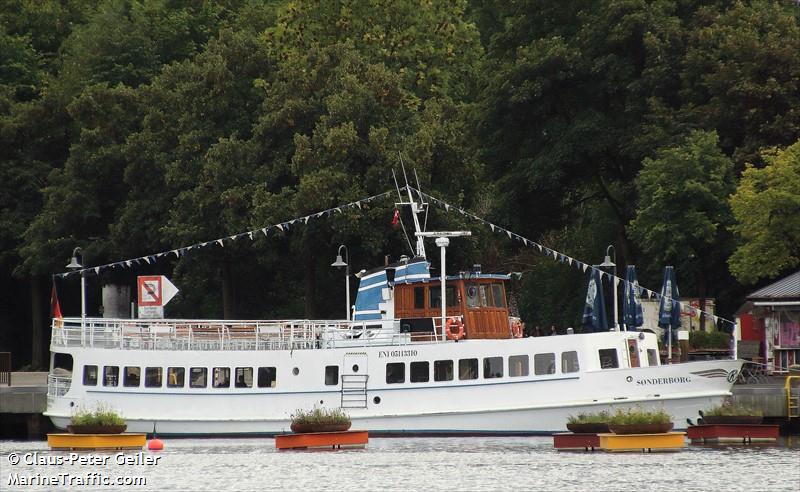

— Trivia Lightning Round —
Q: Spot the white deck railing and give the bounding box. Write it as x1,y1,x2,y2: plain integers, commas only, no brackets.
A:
47,374,71,397
50,317,420,351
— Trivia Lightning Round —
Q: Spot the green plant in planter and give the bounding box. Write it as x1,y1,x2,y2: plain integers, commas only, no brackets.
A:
704,402,762,417
291,406,350,426
70,402,125,426
567,410,611,425
609,407,671,425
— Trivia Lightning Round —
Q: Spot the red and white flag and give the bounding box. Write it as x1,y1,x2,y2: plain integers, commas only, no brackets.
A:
391,209,400,227
50,282,63,321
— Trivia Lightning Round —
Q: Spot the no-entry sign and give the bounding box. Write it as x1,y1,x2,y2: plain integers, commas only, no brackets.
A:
137,276,178,318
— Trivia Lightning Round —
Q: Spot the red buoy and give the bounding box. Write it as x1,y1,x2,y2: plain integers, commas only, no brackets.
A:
147,438,164,451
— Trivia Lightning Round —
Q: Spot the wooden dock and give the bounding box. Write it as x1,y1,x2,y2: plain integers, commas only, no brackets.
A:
687,424,780,443
47,433,147,450
275,430,368,450
597,432,686,452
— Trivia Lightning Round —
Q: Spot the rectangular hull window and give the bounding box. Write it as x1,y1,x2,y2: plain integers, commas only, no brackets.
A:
235,367,253,388
386,362,405,384
258,367,276,388
190,367,207,388
145,367,163,388
124,367,141,387
103,366,118,387
483,357,503,378
534,353,556,375
508,355,529,377
434,360,453,381
213,367,231,388
459,358,478,380
83,365,98,386
561,351,580,373
599,349,619,369
167,367,185,388
325,366,339,386
410,361,429,383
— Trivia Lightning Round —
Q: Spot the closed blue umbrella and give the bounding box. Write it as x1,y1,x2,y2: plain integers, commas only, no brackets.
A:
658,266,682,362
622,265,644,330
582,268,608,332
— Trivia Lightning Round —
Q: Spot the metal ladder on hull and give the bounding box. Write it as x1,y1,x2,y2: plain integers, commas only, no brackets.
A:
787,376,800,419
341,374,369,409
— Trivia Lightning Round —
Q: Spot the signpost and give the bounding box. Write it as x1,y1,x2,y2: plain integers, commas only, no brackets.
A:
137,276,178,319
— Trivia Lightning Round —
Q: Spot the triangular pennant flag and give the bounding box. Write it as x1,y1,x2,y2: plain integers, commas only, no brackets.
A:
303,216,310,224
248,232,254,240
172,250,181,257
277,224,284,232
537,244,543,252
125,261,132,267
522,238,529,246
261,228,268,236
216,239,224,247
490,224,495,232
445,204,450,211
335,207,341,214
582,264,589,272
95,267,101,275
568,257,573,265
355,202,362,209
507,231,512,239
552,250,558,260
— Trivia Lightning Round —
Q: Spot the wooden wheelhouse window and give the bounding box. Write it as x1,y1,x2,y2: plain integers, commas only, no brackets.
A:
414,287,425,309
83,365,98,386
103,366,119,387
430,286,458,308
145,367,163,388
491,284,506,307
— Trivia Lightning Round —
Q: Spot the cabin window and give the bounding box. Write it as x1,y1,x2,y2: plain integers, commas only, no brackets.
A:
491,284,506,308
235,367,253,388
124,367,141,387
103,366,119,387
434,360,453,381
599,349,619,369
479,285,491,307
534,353,556,375
258,367,277,388
386,363,405,384
458,358,478,380
167,367,184,388
83,365,98,386
430,286,458,308
190,367,207,388
509,355,529,377
414,287,425,309
410,361,429,383
213,367,230,388
466,285,480,308
325,365,339,386
145,367,162,388
561,351,580,373
483,357,503,378
647,349,658,367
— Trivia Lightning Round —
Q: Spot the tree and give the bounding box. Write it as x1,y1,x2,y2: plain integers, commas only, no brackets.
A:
629,130,735,326
729,140,800,284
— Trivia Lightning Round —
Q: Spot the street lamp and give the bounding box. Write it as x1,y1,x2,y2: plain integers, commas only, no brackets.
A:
66,247,86,330
416,231,472,341
599,245,618,331
331,245,350,320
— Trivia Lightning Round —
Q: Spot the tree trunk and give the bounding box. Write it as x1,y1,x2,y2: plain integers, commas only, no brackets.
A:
222,258,235,319
304,243,317,319
30,276,46,370
698,257,708,332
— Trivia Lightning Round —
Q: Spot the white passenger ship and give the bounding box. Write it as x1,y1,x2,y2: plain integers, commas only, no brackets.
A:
45,192,742,435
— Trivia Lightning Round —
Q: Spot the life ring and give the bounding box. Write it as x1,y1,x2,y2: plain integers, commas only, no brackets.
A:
445,317,465,341
511,319,523,338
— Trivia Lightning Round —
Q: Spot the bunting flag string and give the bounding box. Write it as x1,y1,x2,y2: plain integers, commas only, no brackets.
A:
409,187,734,329
56,190,394,279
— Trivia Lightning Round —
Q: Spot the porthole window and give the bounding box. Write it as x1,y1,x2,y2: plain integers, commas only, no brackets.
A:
352,364,359,373
292,367,299,376
373,396,381,404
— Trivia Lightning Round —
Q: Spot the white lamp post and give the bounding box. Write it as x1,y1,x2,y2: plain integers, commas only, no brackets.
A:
66,247,86,342
416,231,471,341
331,245,350,320
599,245,618,331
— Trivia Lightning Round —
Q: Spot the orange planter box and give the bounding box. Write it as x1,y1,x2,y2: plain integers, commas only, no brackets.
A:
275,430,369,450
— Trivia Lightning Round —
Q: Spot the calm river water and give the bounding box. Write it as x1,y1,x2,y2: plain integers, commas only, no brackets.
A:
2,436,799,491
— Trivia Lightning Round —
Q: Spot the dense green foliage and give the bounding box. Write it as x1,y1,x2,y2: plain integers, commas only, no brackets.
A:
1,1,799,367
291,406,350,426
609,407,672,425
70,402,126,426
688,329,730,349
704,402,763,417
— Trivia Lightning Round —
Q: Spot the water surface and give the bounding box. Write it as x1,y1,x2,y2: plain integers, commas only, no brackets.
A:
2,437,798,491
